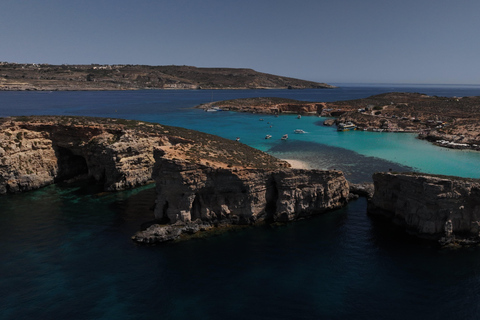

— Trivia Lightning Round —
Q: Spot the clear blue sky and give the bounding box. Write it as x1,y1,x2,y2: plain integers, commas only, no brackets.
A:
1,0,479,84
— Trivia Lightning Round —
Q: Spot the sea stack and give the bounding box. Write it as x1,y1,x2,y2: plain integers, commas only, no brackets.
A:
368,172,480,246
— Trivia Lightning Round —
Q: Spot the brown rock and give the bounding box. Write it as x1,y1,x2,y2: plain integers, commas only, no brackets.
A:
368,172,480,241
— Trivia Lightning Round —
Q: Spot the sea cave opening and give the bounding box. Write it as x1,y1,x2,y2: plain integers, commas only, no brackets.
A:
54,146,89,182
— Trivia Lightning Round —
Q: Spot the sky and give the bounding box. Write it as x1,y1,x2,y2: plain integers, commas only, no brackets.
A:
1,0,479,85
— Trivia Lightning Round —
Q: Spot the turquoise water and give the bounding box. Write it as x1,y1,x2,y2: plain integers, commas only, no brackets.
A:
1,85,480,319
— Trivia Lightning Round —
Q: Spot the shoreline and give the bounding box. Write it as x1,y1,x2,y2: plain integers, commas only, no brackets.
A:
282,159,311,169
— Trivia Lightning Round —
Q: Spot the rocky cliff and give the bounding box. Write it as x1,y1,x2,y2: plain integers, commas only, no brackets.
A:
0,117,166,193
132,153,349,243
1,115,351,243
368,172,480,245
0,116,287,194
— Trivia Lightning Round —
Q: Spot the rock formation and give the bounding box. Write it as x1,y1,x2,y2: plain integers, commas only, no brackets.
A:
0,116,287,194
197,97,326,115
132,153,349,243
0,117,166,193
368,172,480,245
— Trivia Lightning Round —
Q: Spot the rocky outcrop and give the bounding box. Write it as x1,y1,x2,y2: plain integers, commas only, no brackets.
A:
197,97,326,115
368,172,480,245
0,116,288,194
132,154,350,243
0,117,165,193
1,115,351,244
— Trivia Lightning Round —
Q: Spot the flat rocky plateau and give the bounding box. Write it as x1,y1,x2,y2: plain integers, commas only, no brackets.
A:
0,63,334,91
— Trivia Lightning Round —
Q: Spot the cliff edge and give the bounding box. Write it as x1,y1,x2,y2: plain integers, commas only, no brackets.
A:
0,116,350,243
368,172,480,246
0,116,286,194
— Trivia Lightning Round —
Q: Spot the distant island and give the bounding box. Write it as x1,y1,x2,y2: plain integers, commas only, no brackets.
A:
0,62,334,91
197,92,480,151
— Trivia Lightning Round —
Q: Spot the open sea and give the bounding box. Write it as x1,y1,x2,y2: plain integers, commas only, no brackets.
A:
1,84,480,319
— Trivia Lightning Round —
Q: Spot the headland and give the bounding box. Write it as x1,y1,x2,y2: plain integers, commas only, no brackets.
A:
0,115,349,243
197,93,480,151
0,62,334,91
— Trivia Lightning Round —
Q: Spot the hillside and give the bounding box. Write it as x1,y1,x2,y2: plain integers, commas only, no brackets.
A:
0,63,334,91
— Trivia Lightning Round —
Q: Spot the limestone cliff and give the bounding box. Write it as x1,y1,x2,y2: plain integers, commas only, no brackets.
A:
132,153,349,243
0,117,165,193
0,115,350,244
368,172,480,244
0,116,287,194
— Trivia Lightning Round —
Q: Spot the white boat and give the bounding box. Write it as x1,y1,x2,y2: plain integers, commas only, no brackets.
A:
294,129,306,134
297,115,301,119
205,106,221,112
281,134,288,140
265,135,272,139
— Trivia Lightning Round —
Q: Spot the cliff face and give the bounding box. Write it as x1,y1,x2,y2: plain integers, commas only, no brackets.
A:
0,118,164,193
1,116,351,244
0,116,288,194
368,172,480,241
132,154,349,243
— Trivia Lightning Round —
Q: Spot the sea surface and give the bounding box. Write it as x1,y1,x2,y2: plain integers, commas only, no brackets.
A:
1,84,480,319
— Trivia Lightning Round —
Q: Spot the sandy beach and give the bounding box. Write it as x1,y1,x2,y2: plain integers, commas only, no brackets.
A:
282,159,310,169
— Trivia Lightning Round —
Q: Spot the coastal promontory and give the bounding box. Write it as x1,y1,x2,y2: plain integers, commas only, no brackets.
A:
0,63,334,91
0,115,350,243
199,93,480,151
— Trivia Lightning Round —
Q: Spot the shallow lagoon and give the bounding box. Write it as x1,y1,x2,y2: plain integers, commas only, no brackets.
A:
1,85,480,319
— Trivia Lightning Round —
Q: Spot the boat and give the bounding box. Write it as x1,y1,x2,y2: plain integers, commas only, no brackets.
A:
205,106,222,112
281,134,288,140
294,129,306,134
265,135,272,139
235,137,240,142
297,115,301,119
337,122,357,131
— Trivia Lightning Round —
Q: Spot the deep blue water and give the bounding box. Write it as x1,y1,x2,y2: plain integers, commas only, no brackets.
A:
1,85,480,319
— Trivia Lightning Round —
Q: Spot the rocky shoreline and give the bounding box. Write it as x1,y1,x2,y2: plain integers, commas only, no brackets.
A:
2,115,479,247
368,172,480,247
199,93,480,152
0,116,351,244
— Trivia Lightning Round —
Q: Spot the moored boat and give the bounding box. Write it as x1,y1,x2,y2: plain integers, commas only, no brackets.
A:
294,129,306,134
281,134,288,140
337,122,357,131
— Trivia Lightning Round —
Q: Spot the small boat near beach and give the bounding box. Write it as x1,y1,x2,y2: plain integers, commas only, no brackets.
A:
281,134,288,140
265,135,272,139
297,115,301,119
294,129,306,134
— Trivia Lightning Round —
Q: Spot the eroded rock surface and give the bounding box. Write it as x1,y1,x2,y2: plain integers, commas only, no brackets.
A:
0,116,286,194
0,117,166,193
368,172,480,245
0,115,351,244
132,153,350,243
